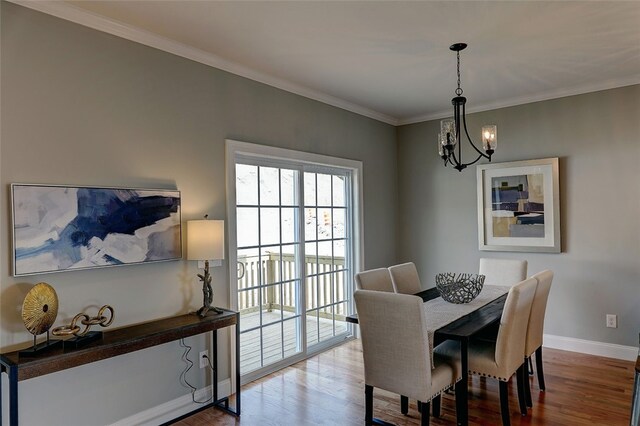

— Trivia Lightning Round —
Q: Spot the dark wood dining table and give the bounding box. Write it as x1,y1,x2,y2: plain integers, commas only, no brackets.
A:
346,287,508,426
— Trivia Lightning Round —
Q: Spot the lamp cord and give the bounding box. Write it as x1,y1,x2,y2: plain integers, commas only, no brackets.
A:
178,338,215,404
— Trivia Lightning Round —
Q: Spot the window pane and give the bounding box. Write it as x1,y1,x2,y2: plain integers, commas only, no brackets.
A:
317,173,332,206
239,288,260,333
333,208,345,239
261,249,281,285
333,175,346,207
259,167,280,206
236,164,258,205
333,240,346,269
240,328,261,374
281,207,297,244
237,207,259,247
280,244,298,283
262,322,284,366
281,169,298,206
304,172,316,206
283,318,301,358
334,270,348,303
318,305,333,343
334,302,349,336
306,276,318,309
317,208,332,240
306,310,319,346
261,283,282,324
318,240,332,258
237,247,260,289
260,207,280,246
305,207,317,241
317,272,333,308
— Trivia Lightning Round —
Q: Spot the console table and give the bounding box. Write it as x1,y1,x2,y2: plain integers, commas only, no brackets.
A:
0,309,240,426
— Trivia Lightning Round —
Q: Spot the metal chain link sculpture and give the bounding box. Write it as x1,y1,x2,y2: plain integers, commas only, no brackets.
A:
52,305,114,337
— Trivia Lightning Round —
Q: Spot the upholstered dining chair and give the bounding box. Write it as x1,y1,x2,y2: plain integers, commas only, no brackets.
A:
523,270,554,407
354,268,394,292
434,277,537,426
479,258,528,287
388,262,423,294
354,290,461,425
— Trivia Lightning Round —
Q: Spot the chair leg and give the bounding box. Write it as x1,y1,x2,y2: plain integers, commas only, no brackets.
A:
516,364,528,416
535,346,546,391
400,395,408,415
499,380,511,426
432,394,441,418
524,358,533,408
365,385,373,425
420,400,431,426
528,357,534,375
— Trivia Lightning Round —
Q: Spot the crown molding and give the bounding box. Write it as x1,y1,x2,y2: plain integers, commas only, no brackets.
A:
398,76,640,126
9,0,399,126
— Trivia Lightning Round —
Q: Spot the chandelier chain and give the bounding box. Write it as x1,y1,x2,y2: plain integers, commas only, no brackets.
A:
455,50,463,96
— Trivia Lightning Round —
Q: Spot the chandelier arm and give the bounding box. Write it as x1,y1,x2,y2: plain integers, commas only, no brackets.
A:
461,104,490,159
463,152,488,167
449,149,462,167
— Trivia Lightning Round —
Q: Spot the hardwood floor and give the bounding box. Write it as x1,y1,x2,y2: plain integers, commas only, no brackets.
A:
175,339,635,425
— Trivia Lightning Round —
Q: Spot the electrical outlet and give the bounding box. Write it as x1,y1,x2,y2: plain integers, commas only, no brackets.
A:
199,350,209,368
606,314,617,328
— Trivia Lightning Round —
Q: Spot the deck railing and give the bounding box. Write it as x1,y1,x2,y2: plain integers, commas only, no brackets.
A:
237,253,347,320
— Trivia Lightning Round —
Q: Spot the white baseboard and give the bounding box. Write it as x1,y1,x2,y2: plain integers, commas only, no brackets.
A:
543,334,638,361
110,379,231,426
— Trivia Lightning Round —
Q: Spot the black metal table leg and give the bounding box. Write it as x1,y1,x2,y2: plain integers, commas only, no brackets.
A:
455,339,468,426
212,329,218,403
9,366,18,426
235,314,241,415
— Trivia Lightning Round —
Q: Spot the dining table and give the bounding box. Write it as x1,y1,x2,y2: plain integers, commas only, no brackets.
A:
346,286,509,426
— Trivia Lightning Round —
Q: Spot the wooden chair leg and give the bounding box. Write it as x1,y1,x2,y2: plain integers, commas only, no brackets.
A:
535,346,546,391
528,357,534,375
365,385,373,425
499,380,511,426
420,400,431,426
400,395,409,415
516,364,528,416
524,358,533,407
432,394,441,418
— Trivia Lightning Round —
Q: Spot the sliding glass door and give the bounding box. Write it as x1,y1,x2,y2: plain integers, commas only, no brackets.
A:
233,154,356,382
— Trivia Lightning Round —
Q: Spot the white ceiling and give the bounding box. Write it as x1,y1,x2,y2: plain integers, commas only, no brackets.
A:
15,1,640,125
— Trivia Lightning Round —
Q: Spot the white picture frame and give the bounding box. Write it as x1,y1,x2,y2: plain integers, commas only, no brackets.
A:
477,158,560,253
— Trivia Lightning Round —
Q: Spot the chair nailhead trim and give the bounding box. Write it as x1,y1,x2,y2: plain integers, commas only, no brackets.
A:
469,370,509,381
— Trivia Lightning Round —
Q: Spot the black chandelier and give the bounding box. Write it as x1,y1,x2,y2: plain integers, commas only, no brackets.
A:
438,43,497,172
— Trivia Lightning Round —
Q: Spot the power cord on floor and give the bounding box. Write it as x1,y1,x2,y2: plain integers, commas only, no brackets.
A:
179,338,215,404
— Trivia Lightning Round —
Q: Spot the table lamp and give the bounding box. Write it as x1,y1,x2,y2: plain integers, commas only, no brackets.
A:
187,216,224,317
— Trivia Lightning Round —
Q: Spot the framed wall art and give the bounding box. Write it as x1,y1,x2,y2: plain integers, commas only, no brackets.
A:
477,158,560,253
11,184,182,276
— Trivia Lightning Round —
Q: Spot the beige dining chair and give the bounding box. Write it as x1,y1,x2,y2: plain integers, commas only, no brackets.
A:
388,262,423,294
354,268,394,292
523,270,554,407
354,290,461,425
479,258,528,286
434,277,537,426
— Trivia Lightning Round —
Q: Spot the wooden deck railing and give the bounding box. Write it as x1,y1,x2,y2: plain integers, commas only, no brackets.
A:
237,253,347,320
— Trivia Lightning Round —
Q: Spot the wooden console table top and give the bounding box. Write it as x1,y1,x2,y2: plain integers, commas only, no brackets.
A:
0,310,237,381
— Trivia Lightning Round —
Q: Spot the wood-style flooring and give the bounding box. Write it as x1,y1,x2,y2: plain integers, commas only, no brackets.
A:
175,339,635,425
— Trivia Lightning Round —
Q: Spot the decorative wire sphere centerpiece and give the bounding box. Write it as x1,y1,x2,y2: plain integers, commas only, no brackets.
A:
435,273,485,304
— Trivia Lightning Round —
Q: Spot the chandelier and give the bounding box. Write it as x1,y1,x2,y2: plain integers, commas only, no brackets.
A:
438,43,497,172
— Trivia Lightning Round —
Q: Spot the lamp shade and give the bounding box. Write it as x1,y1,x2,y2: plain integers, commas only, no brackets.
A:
187,219,224,261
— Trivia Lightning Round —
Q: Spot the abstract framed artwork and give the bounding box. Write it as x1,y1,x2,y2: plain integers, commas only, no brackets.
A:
477,158,560,253
11,184,182,276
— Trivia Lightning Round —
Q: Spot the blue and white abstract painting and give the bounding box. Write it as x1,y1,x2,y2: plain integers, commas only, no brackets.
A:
12,185,181,276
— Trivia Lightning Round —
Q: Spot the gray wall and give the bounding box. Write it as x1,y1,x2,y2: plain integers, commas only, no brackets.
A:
397,85,640,348
0,3,397,425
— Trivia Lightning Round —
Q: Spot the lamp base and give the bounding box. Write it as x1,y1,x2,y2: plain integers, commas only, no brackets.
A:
196,305,224,318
